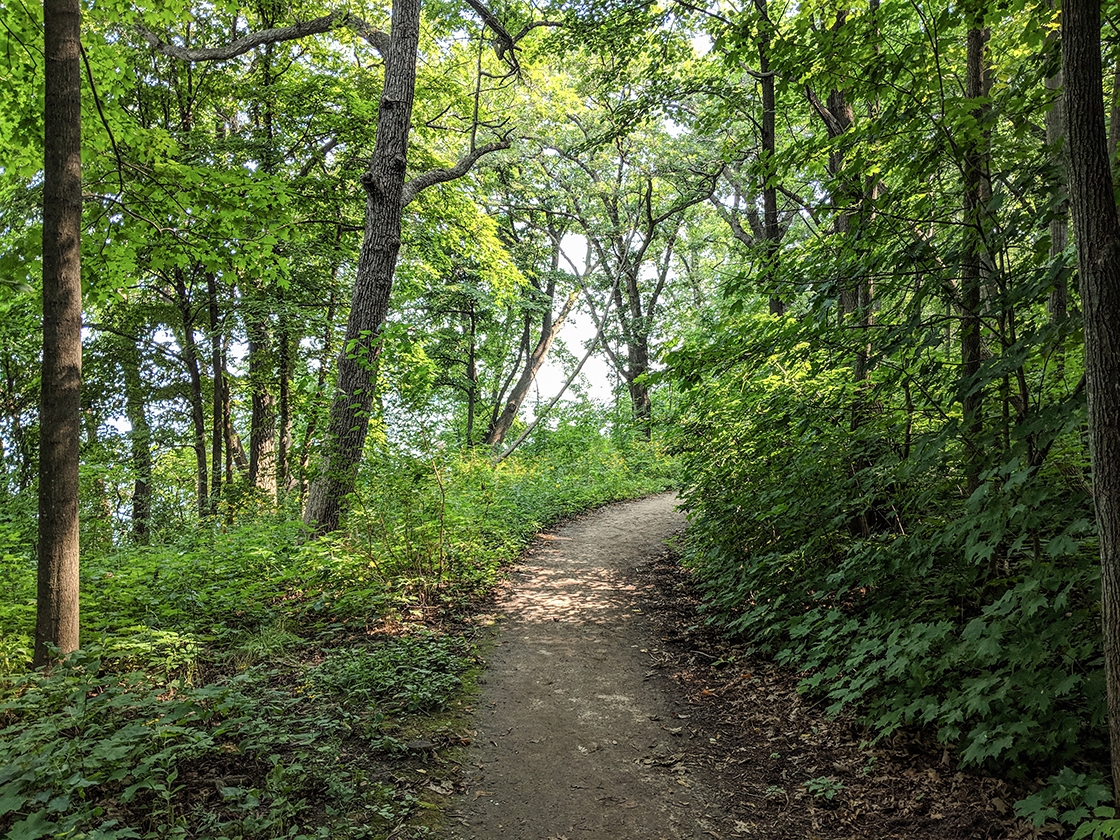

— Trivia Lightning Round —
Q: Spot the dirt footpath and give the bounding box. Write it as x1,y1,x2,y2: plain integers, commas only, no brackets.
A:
447,493,729,840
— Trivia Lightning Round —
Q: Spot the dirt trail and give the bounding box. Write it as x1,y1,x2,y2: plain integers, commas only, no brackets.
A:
447,493,728,840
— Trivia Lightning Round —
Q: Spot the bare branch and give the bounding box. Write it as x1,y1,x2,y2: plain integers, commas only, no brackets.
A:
297,137,340,178
135,10,389,63
805,85,847,138
463,0,517,61
400,140,511,207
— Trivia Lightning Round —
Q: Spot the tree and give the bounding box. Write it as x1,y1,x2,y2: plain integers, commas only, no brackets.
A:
483,203,595,446
301,0,511,534
1062,0,1120,797
35,0,82,667
538,115,714,436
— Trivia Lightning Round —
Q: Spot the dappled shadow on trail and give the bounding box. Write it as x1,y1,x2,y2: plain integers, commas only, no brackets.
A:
446,494,728,840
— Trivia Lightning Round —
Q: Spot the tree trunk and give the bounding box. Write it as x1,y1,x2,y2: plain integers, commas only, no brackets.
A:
207,273,223,510
302,0,422,536
173,268,209,517
465,298,478,445
626,332,653,438
277,306,294,494
36,0,82,668
1063,0,1120,797
961,20,987,496
121,333,152,544
246,294,277,500
484,295,576,446
299,285,337,505
1046,8,1070,382
756,0,783,316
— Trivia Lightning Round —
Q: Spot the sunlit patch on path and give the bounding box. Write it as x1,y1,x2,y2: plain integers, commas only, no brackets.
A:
446,494,729,839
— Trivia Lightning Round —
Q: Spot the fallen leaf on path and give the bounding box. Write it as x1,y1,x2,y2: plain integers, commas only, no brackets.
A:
473,790,493,799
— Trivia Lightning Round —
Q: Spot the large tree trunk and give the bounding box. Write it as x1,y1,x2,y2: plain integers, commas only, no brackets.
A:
302,0,422,536
36,0,82,668
1063,0,1120,797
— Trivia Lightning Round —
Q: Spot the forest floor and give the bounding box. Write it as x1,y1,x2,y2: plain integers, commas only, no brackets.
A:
436,492,1054,840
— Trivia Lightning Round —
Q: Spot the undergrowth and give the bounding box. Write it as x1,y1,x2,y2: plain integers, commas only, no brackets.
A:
667,309,1109,836
0,438,675,839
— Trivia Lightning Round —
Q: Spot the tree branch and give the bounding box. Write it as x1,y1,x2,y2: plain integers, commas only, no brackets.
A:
400,140,511,207
135,10,389,62
805,85,847,138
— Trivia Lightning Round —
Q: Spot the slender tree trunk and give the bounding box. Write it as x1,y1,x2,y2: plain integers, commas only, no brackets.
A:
1063,0,1120,797
484,284,579,446
756,0,783,316
36,0,82,667
465,300,478,445
1046,8,1070,382
299,285,337,505
303,0,422,536
2,353,32,492
206,273,223,510
246,294,277,499
278,307,294,493
121,334,152,543
172,268,209,518
961,19,988,496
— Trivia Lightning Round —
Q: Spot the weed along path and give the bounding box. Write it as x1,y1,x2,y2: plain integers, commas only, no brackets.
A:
446,493,729,840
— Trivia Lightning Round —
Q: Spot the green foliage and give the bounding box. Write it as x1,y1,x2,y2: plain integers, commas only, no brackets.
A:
308,631,468,713
668,301,1099,803
1015,767,1113,829
0,646,419,839
1,432,674,838
802,776,844,801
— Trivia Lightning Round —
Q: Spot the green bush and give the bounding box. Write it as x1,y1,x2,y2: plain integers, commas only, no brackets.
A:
667,309,1103,808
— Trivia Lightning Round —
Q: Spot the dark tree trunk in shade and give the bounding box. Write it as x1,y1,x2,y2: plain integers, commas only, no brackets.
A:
207,273,224,509
961,19,987,496
172,268,209,517
755,0,783,316
1063,0,1120,796
35,0,82,667
121,334,152,543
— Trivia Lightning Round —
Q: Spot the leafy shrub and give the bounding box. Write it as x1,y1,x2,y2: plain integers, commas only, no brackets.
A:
667,310,1102,792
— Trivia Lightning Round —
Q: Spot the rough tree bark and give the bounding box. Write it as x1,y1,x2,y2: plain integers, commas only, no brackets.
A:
36,0,82,667
300,0,422,536
139,0,513,534
301,0,510,535
1062,0,1120,797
